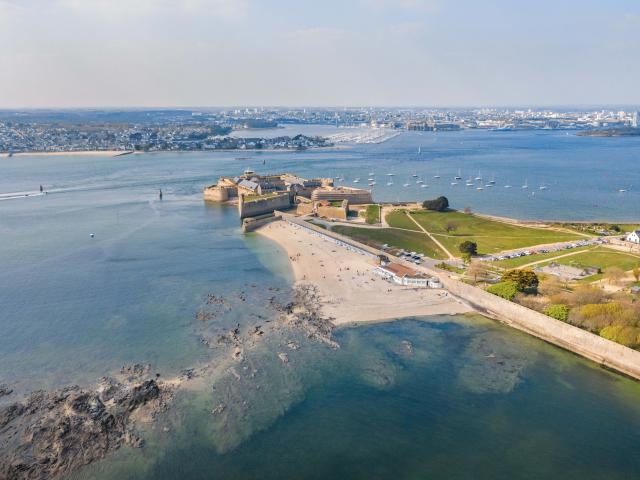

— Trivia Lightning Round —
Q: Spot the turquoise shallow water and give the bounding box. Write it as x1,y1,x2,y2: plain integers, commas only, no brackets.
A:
1,130,640,478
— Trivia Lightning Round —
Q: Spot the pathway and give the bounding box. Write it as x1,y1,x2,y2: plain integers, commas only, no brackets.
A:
405,211,456,260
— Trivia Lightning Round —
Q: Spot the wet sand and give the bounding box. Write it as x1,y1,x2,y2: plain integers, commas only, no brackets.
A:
256,221,471,325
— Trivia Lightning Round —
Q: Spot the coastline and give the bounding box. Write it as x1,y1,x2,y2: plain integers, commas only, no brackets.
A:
255,220,471,325
0,150,132,158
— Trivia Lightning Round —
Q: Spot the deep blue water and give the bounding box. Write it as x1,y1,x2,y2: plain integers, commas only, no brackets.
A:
1,129,640,479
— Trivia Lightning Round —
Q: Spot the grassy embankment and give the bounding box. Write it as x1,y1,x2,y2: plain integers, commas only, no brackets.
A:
387,210,584,255
331,225,446,260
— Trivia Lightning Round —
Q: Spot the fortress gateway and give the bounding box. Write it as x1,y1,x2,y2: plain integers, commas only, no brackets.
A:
203,170,373,220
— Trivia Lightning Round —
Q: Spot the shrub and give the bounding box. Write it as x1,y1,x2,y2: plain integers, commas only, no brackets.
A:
600,325,640,348
422,196,449,211
487,281,518,301
544,304,570,322
502,269,539,293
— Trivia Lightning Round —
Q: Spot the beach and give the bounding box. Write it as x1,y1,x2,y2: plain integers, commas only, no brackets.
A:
256,220,471,325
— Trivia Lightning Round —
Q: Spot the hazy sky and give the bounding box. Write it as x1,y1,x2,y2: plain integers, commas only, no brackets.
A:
1,0,639,108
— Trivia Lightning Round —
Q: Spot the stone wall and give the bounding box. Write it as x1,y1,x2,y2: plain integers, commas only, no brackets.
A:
242,214,281,232
316,204,348,220
238,193,292,219
436,273,640,380
203,185,237,202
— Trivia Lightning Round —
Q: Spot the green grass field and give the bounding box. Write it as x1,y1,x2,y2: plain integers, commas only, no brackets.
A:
537,247,640,283
365,204,381,224
332,225,445,259
385,210,421,231
387,209,584,255
492,246,593,269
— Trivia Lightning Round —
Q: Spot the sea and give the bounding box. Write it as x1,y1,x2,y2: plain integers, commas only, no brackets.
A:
1,128,640,479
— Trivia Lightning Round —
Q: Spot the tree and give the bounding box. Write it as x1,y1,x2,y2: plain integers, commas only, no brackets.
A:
604,266,625,286
467,261,490,284
539,276,564,296
458,240,477,256
445,221,458,233
502,269,539,293
422,196,449,212
610,224,621,233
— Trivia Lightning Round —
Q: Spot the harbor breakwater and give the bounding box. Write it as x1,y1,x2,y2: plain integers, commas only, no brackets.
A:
277,215,640,381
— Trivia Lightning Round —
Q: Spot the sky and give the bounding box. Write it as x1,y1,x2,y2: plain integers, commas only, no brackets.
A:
0,0,639,108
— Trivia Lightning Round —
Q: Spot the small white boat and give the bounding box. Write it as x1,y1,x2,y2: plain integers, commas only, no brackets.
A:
412,173,418,178
451,182,458,186
476,186,484,191
386,181,394,186
421,184,428,188
539,185,548,190
455,169,462,180
403,182,411,187
368,182,376,187
522,179,529,189
475,170,482,181
387,173,395,176
433,174,440,179
504,185,512,188
619,189,628,193
416,179,424,184
353,178,360,183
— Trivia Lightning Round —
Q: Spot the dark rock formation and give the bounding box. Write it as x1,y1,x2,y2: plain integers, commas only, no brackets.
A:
0,368,172,480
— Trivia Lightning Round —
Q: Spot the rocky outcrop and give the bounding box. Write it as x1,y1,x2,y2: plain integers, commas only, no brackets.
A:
0,366,172,480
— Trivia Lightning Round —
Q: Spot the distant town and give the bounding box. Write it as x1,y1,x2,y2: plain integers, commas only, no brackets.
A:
0,107,638,154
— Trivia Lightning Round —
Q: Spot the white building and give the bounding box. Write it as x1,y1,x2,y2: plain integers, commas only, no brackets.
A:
625,230,640,244
373,262,441,288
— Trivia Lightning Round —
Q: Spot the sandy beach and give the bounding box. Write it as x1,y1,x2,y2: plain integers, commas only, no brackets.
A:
257,220,471,325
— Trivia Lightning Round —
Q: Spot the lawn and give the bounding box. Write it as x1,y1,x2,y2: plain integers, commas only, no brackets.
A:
537,247,640,280
385,210,421,231
493,246,593,269
365,204,381,224
332,225,446,259
387,209,584,255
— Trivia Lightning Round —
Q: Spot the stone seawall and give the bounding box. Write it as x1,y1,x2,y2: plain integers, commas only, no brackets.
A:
238,193,291,219
438,275,640,380
281,215,640,380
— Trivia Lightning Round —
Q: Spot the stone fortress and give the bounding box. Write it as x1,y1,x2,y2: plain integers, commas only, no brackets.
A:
203,169,373,223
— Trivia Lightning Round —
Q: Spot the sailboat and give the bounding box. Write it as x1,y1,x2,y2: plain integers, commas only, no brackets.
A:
455,169,462,180
433,169,440,179
403,179,411,187
539,184,548,190
353,178,360,184
451,181,458,186
488,174,496,185
522,179,529,189
412,172,418,178
475,170,482,181
465,177,474,187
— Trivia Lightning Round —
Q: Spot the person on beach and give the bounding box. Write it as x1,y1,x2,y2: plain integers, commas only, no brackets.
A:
39,185,43,193
159,189,163,200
